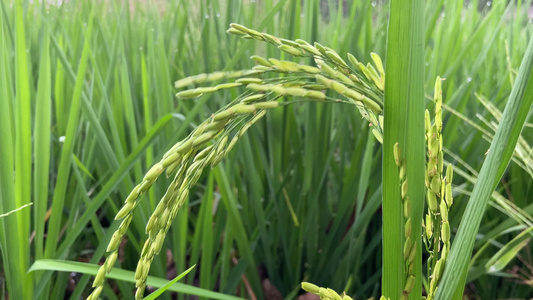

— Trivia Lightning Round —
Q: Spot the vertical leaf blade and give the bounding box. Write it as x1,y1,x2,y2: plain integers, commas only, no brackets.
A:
34,24,52,262
0,9,22,300
14,0,33,297
44,10,94,259
382,0,425,299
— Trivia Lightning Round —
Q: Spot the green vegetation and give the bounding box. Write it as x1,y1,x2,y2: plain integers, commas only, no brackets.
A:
0,0,531,299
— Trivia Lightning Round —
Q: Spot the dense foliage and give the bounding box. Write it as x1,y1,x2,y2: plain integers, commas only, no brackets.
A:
0,0,531,299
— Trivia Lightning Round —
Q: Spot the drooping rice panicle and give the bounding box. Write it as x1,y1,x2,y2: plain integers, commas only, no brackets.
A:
226,23,384,94
89,23,389,299
88,99,280,299
179,24,386,144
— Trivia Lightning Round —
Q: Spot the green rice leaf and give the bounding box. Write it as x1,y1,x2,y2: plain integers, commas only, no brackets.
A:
29,260,241,300
382,0,425,298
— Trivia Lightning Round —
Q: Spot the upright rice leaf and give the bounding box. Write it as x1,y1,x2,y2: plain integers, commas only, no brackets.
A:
14,0,33,297
0,10,22,300
34,22,52,262
382,0,425,298
44,9,94,259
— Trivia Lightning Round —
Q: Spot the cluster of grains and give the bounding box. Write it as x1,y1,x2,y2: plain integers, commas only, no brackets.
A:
301,282,354,300
88,100,277,299
87,154,167,299
225,23,385,143
302,282,391,300
393,143,416,300
88,23,388,299
423,77,454,300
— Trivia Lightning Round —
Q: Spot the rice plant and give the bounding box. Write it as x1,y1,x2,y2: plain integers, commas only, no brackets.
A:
88,23,389,299
88,19,532,299
1,0,532,299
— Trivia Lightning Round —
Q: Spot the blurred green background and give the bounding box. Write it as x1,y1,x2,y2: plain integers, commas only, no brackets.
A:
0,0,532,299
